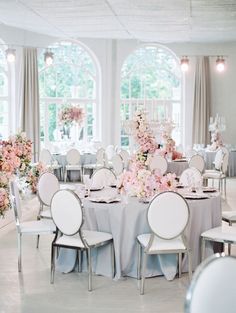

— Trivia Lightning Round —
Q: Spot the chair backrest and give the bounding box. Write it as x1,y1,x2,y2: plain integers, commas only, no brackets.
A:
66,149,80,165
39,149,52,165
105,145,115,161
10,180,22,223
111,154,124,176
51,190,83,236
185,254,236,313
189,154,205,173
147,191,189,240
222,153,229,174
96,148,105,165
149,155,168,175
37,172,60,206
119,149,130,168
91,167,117,188
185,149,197,158
214,149,224,170
179,167,202,187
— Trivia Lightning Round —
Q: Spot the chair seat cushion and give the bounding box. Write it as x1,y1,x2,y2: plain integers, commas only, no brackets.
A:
55,230,112,248
203,171,225,179
137,233,186,252
201,225,236,243
20,219,55,234
222,211,236,222
40,209,52,219
83,163,102,169
65,165,82,170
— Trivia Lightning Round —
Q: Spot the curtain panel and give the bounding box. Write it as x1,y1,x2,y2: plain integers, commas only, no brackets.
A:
192,56,211,145
20,48,40,162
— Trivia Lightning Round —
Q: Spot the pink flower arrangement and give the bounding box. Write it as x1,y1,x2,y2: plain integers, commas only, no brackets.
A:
118,169,177,200
59,106,85,126
133,111,158,155
0,188,10,217
25,162,48,193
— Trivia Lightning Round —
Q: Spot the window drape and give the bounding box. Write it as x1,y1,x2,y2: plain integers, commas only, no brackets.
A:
20,48,40,162
192,56,211,145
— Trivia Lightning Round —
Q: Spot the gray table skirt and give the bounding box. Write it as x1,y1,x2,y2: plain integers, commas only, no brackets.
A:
56,194,221,281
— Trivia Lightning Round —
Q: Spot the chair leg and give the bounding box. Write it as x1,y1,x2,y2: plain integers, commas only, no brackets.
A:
36,235,40,249
88,248,92,292
187,249,192,281
111,242,115,278
140,252,147,295
17,233,22,272
224,178,227,198
78,250,82,272
64,170,67,182
137,242,142,280
178,253,182,278
201,238,206,262
50,245,55,284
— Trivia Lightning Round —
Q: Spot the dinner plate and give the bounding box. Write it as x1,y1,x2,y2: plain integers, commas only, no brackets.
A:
88,197,121,203
173,159,187,162
183,194,209,200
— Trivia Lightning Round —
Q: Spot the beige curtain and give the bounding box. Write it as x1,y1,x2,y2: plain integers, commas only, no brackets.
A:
20,48,40,162
192,56,211,145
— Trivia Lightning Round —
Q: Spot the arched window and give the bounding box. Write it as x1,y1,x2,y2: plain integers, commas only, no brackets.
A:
38,41,100,148
0,43,9,140
120,45,182,149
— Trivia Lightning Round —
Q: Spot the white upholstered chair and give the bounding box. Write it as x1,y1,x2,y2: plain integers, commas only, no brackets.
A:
185,254,236,313
149,155,168,175
189,154,205,173
137,191,192,295
111,154,124,176
222,210,236,255
64,149,82,182
91,167,117,189
37,172,60,219
179,167,202,187
39,149,62,179
119,149,130,169
105,145,115,161
203,152,228,196
201,224,236,259
83,148,105,174
10,180,56,272
50,189,114,291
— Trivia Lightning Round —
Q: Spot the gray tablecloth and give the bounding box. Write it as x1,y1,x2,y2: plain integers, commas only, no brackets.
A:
167,161,189,176
52,153,96,181
56,193,221,281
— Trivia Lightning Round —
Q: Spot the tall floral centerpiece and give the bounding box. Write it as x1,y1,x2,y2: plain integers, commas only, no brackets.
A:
118,111,177,200
59,105,85,141
160,119,182,160
209,115,225,151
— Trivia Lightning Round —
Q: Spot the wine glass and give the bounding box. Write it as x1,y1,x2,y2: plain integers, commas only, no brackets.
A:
83,174,92,196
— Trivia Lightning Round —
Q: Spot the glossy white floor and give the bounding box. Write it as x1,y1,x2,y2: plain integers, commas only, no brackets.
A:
0,179,236,313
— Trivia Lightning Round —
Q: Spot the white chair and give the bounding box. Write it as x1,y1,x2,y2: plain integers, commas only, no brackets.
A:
50,189,114,291
37,172,60,219
83,148,105,174
119,149,130,169
185,148,197,159
179,167,202,187
189,154,205,173
222,210,236,255
203,153,228,196
10,180,56,272
105,145,115,161
137,191,192,295
39,149,63,179
149,155,168,175
201,224,236,259
91,167,117,189
185,254,236,313
64,149,82,182
111,154,124,176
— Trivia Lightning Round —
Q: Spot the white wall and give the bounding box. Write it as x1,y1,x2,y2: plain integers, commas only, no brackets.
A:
1,24,236,149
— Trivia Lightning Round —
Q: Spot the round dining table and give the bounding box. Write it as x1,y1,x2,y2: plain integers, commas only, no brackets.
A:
56,189,222,281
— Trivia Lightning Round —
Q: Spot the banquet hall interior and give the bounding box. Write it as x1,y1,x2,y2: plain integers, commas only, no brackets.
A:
1,1,236,312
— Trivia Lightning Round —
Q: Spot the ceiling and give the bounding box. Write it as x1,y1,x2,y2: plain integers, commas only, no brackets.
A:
1,0,236,43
